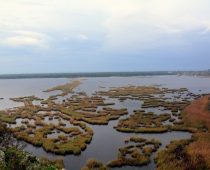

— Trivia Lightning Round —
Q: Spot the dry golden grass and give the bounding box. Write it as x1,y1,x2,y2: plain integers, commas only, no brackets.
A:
187,133,210,167
183,95,210,131
156,95,210,170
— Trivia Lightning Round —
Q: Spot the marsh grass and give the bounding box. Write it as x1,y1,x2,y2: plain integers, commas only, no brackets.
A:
115,111,170,133
107,136,161,168
44,80,81,96
81,159,109,170
156,95,210,169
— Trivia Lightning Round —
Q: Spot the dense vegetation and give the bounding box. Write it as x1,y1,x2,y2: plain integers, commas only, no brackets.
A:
155,139,208,170
0,122,63,170
155,95,210,170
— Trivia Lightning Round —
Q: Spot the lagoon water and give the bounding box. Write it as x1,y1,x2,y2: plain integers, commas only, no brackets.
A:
1,75,210,170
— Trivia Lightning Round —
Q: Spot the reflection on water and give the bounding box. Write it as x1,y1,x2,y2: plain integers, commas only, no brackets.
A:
1,75,210,170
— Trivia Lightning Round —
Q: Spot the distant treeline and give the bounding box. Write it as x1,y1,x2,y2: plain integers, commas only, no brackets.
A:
0,72,176,79
0,71,209,79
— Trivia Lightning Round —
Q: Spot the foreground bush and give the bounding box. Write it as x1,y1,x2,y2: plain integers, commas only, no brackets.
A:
0,122,63,170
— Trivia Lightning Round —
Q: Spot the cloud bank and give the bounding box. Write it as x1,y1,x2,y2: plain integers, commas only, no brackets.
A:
0,0,210,73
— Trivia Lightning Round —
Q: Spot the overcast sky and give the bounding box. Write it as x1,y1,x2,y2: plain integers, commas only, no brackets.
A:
0,0,210,73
